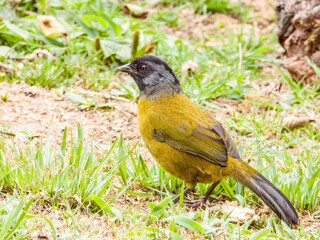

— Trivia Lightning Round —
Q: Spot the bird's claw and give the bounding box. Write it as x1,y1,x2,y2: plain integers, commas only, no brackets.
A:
183,198,212,209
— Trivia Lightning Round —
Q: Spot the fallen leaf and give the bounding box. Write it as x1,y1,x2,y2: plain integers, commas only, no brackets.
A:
0,62,14,76
0,129,15,137
24,86,39,98
28,48,55,60
37,15,67,39
181,60,199,79
220,201,255,222
123,4,148,18
283,116,315,130
108,82,121,91
144,39,155,54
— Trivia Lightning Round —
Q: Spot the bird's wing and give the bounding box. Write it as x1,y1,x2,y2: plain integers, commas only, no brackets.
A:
152,121,240,167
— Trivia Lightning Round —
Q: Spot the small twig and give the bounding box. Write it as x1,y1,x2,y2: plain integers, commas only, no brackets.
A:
103,94,131,102
0,130,16,137
69,89,131,102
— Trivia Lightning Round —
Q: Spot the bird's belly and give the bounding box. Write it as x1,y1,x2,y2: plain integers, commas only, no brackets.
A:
145,138,226,185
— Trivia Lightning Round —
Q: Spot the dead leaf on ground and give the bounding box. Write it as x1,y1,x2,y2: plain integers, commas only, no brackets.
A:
123,4,148,19
220,201,256,222
144,39,155,54
0,62,14,76
0,129,15,137
181,60,199,79
108,82,121,91
24,86,39,98
283,116,315,130
28,49,55,61
37,15,67,39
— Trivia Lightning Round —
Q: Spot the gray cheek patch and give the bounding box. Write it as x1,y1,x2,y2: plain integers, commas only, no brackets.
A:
143,72,161,87
148,63,178,84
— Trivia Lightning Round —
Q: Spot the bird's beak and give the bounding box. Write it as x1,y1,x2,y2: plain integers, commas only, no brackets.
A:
116,63,134,74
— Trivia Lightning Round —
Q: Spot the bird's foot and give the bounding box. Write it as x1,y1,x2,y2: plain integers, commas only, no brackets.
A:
183,197,211,209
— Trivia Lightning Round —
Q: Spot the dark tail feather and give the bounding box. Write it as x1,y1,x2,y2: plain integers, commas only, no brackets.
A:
232,162,299,226
248,173,298,226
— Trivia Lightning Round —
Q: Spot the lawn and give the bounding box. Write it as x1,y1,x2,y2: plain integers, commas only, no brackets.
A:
0,0,320,239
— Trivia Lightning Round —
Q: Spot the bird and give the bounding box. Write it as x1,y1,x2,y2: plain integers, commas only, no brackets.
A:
116,55,299,226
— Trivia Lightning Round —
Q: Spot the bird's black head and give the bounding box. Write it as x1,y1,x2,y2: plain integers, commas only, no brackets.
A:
116,55,183,98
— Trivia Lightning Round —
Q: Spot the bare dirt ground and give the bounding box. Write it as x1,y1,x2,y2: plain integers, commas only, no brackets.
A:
0,81,140,158
160,0,277,43
0,81,138,142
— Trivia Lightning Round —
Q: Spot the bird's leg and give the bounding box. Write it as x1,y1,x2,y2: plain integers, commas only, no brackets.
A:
172,188,193,203
183,181,220,208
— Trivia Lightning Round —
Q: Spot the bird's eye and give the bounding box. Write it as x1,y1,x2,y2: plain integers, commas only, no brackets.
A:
138,64,148,72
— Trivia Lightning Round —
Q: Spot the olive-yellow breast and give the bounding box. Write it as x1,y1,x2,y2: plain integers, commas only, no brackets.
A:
138,93,229,189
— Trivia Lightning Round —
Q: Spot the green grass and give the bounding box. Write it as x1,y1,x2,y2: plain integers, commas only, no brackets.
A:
1,120,319,238
1,0,268,99
157,0,251,18
0,0,320,239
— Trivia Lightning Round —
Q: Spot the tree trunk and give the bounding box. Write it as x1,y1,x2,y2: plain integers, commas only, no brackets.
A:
276,0,320,83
